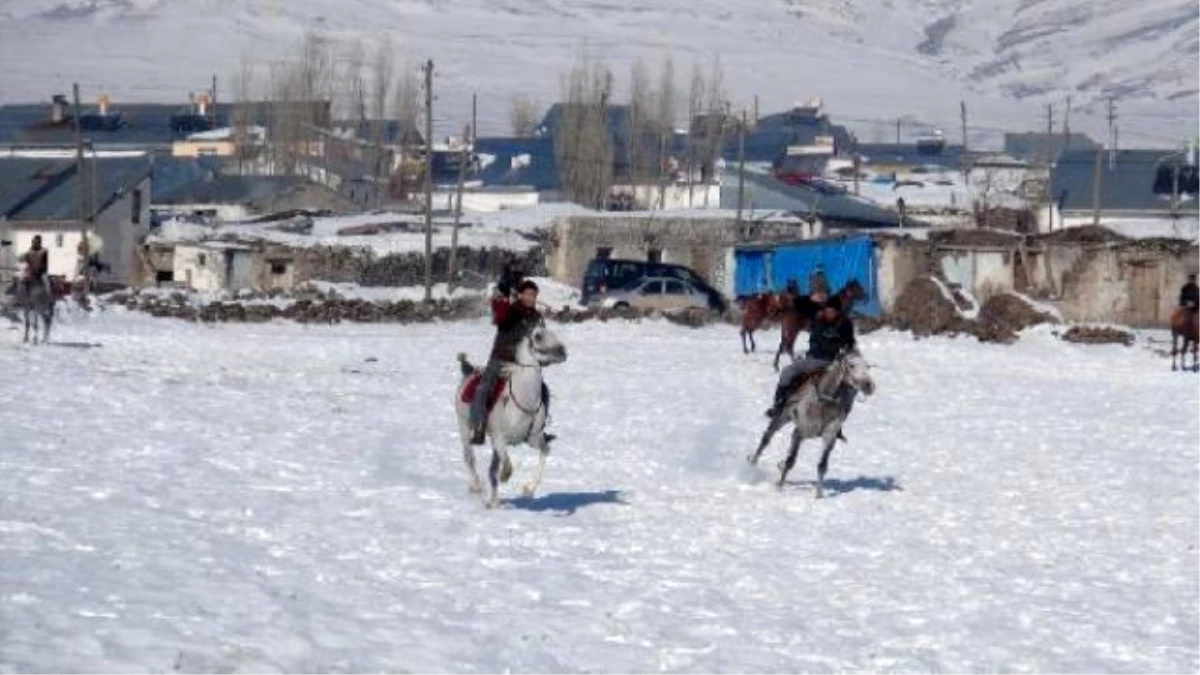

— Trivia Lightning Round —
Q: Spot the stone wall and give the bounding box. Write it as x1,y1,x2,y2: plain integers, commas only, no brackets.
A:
546,215,803,292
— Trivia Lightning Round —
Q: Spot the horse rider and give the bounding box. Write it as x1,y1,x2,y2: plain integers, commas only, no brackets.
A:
468,277,554,445
19,235,51,297
1180,273,1199,315
764,292,857,418
808,266,830,298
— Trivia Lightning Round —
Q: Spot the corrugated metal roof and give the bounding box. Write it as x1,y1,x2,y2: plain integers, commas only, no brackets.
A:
0,155,151,221
1004,132,1102,162
155,175,309,205
723,170,902,228
856,142,965,170
473,137,561,191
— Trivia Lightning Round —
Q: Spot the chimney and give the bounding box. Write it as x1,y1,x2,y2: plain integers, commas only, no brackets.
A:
51,94,68,123
97,94,111,116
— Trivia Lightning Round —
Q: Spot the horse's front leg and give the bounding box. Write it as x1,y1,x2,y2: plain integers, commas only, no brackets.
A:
1172,336,1180,371
740,328,749,354
814,430,839,499
486,437,513,509
23,315,30,344
523,428,551,498
776,429,803,489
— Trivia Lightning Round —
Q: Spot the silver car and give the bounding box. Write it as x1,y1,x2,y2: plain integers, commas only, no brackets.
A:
599,276,712,312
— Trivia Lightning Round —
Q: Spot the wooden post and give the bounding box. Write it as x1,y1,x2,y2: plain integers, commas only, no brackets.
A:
448,124,469,294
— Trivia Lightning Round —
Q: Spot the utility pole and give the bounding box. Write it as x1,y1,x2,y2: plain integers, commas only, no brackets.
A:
895,118,901,144
736,108,746,230
1106,96,1118,169
422,59,434,303
960,100,968,152
448,124,470,294
1091,145,1104,227
211,74,218,128
72,83,92,298
1062,95,1071,152
471,92,477,145
853,148,861,196
753,94,759,127
1045,103,1055,231
1171,161,1180,218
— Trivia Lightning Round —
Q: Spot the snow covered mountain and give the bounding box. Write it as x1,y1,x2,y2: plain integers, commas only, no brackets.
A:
0,0,1195,148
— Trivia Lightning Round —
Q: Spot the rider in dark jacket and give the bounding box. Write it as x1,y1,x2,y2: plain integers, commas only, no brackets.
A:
1180,274,1199,312
765,294,857,418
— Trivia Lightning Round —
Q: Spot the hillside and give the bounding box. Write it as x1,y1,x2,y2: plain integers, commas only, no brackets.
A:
0,0,1195,147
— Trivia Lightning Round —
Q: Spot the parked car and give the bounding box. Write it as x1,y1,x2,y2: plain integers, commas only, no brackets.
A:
599,276,713,313
581,258,728,312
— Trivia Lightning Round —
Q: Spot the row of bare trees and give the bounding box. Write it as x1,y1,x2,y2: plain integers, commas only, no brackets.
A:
230,33,737,210
546,50,733,209
230,32,423,203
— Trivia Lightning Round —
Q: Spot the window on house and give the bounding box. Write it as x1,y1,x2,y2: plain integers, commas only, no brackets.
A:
155,270,174,284
197,253,207,267
55,233,64,248
131,189,143,224
596,246,613,261
647,248,662,264
270,261,288,275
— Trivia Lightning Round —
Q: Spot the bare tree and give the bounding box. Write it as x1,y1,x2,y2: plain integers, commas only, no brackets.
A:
625,57,657,194
655,56,678,180
340,37,367,124
369,34,394,208
231,50,258,175
685,62,706,204
509,94,540,138
554,49,614,209
392,60,422,201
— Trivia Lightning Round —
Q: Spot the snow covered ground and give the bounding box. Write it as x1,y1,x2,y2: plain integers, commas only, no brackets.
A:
0,312,1196,672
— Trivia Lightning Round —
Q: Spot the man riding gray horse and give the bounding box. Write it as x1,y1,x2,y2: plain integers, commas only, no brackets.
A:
14,235,56,344
765,291,857,419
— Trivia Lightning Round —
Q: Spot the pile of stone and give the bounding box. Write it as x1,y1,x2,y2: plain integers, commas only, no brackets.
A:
889,277,976,337
1059,326,1136,346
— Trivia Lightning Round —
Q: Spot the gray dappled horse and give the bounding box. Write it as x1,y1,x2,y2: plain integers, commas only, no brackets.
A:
747,347,876,497
13,278,55,345
454,320,568,509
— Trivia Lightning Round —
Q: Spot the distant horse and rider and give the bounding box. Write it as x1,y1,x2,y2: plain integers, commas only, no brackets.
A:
1172,273,1199,372
4,235,67,345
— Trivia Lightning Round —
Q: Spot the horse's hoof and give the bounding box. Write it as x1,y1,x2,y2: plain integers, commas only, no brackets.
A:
746,453,758,465
521,485,536,497
468,481,482,494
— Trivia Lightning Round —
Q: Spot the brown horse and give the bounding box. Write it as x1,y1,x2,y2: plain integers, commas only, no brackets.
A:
773,278,869,372
740,293,783,353
1170,306,1199,371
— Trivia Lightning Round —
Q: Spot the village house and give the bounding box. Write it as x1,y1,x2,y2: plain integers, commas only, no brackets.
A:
0,151,152,286
1046,148,1199,236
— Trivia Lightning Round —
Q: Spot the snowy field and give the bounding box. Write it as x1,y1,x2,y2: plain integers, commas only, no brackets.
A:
1,310,1197,673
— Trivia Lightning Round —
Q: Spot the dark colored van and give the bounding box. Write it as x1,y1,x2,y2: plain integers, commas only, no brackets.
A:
582,258,728,312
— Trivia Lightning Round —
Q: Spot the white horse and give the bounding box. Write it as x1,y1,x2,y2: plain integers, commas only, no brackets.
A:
454,320,567,508
747,348,876,497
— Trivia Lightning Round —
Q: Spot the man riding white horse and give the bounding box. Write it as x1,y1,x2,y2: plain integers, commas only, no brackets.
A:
468,276,556,445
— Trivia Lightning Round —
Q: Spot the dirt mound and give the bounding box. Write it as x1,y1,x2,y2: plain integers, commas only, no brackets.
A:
976,293,1060,344
1060,326,1135,346
890,277,975,336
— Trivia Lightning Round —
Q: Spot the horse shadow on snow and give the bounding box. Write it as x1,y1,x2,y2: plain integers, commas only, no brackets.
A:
504,489,628,515
782,474,902,498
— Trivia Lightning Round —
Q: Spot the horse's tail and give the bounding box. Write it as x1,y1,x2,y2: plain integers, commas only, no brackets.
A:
457,352,476,378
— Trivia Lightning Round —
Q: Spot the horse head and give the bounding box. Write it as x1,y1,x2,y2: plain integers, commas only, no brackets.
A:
839,278,867,309
837,347,875,397
515,319,568,368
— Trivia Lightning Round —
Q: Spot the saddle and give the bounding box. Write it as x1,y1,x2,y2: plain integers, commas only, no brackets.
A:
460,370,508,412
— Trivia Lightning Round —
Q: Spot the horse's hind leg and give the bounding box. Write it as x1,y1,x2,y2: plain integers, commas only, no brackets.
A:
462,431,482,494
748,414,785,465
1172,335,1179,371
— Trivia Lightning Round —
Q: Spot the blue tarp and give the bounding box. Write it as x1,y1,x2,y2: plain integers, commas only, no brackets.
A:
734,236,882,317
